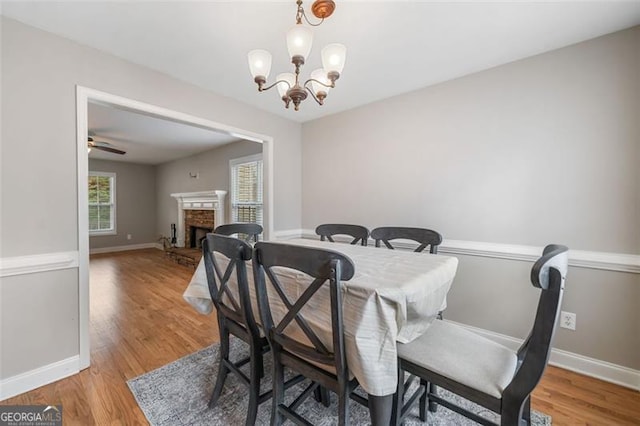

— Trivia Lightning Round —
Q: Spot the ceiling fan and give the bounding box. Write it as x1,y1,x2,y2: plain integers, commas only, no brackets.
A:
87,137,126,155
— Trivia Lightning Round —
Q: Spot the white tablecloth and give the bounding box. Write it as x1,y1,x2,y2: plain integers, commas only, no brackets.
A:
183,238,458,396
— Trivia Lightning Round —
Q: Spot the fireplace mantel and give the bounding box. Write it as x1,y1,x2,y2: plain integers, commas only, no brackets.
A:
171,190,227,247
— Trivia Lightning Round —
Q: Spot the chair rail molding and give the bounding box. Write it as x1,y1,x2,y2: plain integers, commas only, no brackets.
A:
272,229,305,240
0,251,79,278
293,229,640,274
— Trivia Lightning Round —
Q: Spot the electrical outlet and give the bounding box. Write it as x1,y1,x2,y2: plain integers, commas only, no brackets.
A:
127,234,132,240
560,311,576,331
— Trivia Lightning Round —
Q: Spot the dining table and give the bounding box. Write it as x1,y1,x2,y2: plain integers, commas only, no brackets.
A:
183,237,459,425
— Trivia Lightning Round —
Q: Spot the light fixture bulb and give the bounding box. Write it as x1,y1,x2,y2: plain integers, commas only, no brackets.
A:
248,49,272,79
286,24,313,60
321,43,346,74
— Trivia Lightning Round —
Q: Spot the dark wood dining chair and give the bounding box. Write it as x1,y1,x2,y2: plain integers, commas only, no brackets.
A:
393,244,569,426
214,222,263,243
371,226,445,320
253,242,359,426
203,233,302,426
370,226,442,254
315,223,370,246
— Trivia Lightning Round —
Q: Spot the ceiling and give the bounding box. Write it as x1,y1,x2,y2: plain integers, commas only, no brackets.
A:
0,0,640,164
3,1,640,124
87,102,240,165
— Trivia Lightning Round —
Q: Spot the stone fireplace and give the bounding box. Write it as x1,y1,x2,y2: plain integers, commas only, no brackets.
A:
170,190,227,248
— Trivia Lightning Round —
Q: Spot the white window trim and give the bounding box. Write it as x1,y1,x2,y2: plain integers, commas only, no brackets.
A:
229,153,263,225
88,171,117,236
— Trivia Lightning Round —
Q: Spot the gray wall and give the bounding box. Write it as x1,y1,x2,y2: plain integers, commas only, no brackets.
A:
89,159,157,250
155,140,262,238
0,269,79,378
1,17,301,380
301,27,640,369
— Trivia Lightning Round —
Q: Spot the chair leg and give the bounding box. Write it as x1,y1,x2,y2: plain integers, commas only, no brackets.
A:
256,345,265,379
393,365,405,425
271,350,286,426
338,389,350,426
428,382,439,413
209,324,230,408
522,396,531,425
314,385,331,407
245,343,263,426
500,398,526,426
418,379,428,421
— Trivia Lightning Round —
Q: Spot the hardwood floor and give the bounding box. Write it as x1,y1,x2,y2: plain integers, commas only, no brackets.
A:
1,249,639,425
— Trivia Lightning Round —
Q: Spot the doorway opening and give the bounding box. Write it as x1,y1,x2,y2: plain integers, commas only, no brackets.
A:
76,86,274,369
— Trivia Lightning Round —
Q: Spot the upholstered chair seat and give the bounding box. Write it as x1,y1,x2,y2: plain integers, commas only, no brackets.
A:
397,320,518,399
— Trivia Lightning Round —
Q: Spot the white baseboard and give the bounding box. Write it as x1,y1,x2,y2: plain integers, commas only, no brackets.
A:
0,356,80,401
89,242,162,254
446,320,640,391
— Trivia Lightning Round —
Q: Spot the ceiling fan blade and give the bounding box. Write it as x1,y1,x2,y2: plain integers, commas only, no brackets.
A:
93,145,126,155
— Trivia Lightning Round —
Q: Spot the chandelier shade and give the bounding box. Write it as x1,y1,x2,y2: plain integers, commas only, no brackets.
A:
276,73,296,98
310,68,331,95
321,43,346,74
248,49,272,79
286,24,313,60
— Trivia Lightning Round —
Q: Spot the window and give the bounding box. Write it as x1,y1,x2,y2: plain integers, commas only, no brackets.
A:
230,154,263,226
89,171,116,235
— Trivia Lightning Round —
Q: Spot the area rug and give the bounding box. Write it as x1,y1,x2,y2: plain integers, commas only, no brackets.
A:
128,338,551,425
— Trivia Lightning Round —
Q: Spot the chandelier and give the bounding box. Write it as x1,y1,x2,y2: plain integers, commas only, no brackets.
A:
247,0,346,111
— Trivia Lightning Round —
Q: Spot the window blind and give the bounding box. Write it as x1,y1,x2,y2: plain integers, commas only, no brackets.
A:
231,157,263,226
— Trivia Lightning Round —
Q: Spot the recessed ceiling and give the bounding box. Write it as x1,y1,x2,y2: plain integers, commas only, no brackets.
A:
3,1,640,123
88,102,239,165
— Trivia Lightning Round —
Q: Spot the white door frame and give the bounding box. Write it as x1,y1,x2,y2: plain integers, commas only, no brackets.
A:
76,86,274,369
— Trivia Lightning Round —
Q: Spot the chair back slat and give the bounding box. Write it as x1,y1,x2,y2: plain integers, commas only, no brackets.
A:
203,233,259,337
371,226,443,253
214,223,263,243
315,223,370,246
253,242,355,369
264,269,331,356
